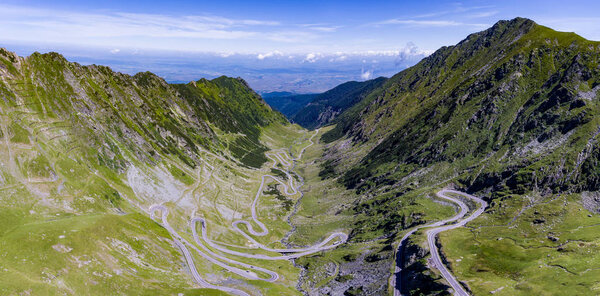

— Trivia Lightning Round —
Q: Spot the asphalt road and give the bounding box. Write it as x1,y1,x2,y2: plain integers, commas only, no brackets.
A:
392,189,487,296
150,204,253,296
149,129,348,296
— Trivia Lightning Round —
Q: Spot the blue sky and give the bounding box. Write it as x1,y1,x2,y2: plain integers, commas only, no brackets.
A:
0,0,598,92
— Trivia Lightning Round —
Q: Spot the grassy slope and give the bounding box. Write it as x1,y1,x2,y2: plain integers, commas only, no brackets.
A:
314,18,600,295
337,19,600,192
0,48,319,295
289,126,456,295
173,77,287,169
0,213,202,295
439,193,600,295
2,17,599,296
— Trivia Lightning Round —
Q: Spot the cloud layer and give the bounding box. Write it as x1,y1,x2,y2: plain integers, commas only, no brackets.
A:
2,1,598,93
0,4,324,52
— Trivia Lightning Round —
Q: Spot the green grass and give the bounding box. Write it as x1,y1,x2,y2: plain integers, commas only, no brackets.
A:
287,126,356,246
0,48,314,296
4,19,600,295
286,126,459,294
0,213,194,295
438,193,600,295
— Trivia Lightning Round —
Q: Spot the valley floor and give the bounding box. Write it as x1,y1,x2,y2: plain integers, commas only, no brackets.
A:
0,122,354,296
2,119,600,296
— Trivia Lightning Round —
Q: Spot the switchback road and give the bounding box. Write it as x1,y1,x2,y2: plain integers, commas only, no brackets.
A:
392,189,487,296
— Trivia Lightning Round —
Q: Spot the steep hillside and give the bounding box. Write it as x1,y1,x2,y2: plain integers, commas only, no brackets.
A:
173,76,286,168
291,77,387,129
3,16,600,296
328,17,600,194
262,92,318,118
309,17,600,295
0,49,285,169
0,48,323,296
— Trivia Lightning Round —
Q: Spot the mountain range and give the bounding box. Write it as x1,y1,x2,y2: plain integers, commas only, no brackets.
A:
303,17,600,295
263,77,387,129
1,17,599,296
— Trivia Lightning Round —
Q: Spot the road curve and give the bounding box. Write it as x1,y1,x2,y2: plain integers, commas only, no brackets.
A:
392,189,487,296
150,205,252,296
148,128,347,295
193,217,346,260
226,128,348,250
150,205,278,281
202,129,346,255
294,129,319,160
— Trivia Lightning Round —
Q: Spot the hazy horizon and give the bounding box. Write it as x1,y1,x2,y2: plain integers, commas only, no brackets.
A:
1,0,598,92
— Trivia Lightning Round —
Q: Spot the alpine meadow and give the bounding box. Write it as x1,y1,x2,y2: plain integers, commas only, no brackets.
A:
1,1,600,296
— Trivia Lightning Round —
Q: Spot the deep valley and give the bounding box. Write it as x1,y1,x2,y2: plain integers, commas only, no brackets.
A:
1,16,600,296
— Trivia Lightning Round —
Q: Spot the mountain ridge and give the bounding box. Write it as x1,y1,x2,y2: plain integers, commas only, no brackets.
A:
291,77,388,129
1,16,600,296
304,17,600,295
0,47,300,295
1,48,286,168
262,92,318,118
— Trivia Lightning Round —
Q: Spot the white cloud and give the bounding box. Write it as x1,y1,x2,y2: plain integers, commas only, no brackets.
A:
262,30,320,43
0,4,443,57
360,69,373,80
303,52,322,63
0,3,308,52
467,11,499,18
372,19,487,28
257,50,283,60
0,5,271,40
309,26,341,32
410,5,496,19
299,23,341,32
329,55,347,62
367,4,495,29
361,50,404,56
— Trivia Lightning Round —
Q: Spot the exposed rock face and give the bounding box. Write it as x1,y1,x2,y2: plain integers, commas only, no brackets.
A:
0,47,290,295
400,240,450,296
304,247,394,296
321,17,600,196
0,49,285,169
582,191,600,214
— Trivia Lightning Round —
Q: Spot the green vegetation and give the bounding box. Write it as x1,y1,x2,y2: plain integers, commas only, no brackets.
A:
0,213,193,295
2,16,600,296
311,17,600,295
0,47,307,296
439,193,600,295
291,77,387,129
262,92,318,118
173,77,286,168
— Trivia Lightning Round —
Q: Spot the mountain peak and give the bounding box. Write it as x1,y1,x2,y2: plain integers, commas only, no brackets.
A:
488,16,536,35
457,17,536,49
0,47,19,63
493,17,536,29
30,51,69,63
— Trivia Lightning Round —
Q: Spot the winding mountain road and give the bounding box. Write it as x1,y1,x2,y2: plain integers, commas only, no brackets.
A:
392,189,487,296
148,129,347,295
150,204,253,296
